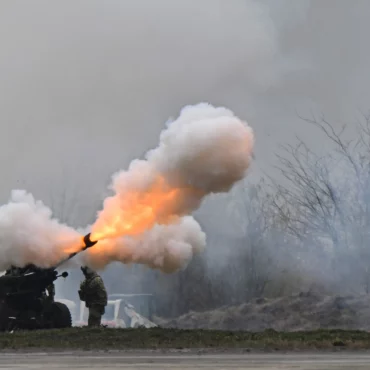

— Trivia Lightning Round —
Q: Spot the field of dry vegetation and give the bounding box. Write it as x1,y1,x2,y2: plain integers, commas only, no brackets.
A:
2,327,370,351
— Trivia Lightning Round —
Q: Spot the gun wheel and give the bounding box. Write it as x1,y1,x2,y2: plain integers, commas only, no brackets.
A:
0,301,16,331
51,302,72,329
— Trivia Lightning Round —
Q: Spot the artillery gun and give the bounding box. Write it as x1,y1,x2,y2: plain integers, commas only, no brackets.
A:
0,233,97,332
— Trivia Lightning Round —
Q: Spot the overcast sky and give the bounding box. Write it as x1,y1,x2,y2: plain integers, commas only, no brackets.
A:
0,0,369,228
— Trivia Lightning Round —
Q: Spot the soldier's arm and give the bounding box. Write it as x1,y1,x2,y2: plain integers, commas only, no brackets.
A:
79,281,86,301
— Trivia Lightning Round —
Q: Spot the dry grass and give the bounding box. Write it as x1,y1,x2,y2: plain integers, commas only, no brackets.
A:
160,293,370,332
1,327,370,350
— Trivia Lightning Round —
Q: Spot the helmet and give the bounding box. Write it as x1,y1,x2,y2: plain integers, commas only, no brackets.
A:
81,266,95,275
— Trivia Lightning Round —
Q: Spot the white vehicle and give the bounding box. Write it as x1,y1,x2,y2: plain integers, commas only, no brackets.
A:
75,295,157,328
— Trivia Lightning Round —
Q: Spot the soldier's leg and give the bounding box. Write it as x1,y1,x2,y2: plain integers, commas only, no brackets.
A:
88,306,102,327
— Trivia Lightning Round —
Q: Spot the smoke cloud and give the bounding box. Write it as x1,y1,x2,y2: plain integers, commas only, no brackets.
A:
85,103,254,272
0,190,80,270
85,216,206,273
0,103,254,273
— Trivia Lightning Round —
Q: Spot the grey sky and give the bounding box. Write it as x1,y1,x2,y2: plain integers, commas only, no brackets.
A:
0,0,368,228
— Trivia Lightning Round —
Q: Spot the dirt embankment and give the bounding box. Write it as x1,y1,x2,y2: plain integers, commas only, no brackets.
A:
157,293,370,332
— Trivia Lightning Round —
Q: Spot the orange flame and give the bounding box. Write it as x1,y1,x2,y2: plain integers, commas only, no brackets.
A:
89,175,203,244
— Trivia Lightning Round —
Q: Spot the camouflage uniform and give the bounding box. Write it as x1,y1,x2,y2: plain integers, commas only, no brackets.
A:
78,267,107,327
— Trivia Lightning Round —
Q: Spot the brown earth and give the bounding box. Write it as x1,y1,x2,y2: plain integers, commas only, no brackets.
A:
157,292,370,331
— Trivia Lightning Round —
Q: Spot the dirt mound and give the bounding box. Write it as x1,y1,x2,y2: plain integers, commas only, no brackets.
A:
158,293,370,331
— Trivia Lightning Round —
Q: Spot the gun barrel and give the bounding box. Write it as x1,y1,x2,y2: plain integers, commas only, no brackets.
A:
55,233,98,268
83,233,98,249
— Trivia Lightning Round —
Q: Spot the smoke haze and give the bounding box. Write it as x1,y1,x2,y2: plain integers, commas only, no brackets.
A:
0,0,369,319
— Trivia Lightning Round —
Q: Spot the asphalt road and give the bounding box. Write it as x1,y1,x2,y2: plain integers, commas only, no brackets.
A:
0,352,370,369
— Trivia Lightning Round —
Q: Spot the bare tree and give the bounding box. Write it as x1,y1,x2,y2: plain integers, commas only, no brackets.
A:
269,113,370,293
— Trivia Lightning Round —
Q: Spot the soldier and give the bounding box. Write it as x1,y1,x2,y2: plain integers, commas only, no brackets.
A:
78,266,107,327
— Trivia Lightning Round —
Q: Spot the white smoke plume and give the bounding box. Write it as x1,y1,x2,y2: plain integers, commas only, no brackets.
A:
0,103,254,273
84,103,254,271
0,190,80,271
